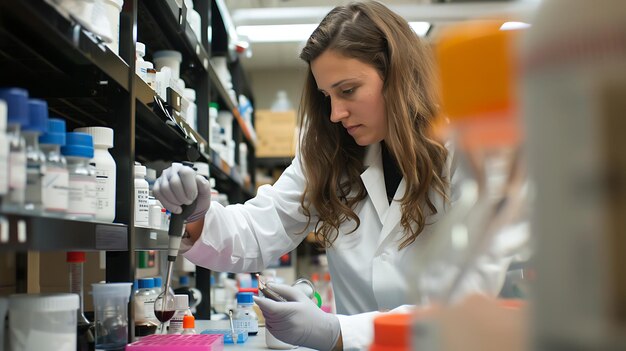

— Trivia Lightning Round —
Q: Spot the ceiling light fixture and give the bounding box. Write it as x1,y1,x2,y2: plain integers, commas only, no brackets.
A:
236,21,431,43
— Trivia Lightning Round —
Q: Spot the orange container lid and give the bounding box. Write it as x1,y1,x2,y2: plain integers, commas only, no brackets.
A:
183,315,195,329
66,251,86,263
369,313,412,351
435,21,525,149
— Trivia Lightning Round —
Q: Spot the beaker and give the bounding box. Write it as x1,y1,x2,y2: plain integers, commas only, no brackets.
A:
91,282,132,351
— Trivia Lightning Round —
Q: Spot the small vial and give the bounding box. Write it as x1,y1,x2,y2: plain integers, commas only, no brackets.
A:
233,292,259,335
39,118,69,213
181,315,196,335
23,99,48,212
0,88,28,208
168,294,192,334
61,132,97,219
75,127,116,222
134,162,149,227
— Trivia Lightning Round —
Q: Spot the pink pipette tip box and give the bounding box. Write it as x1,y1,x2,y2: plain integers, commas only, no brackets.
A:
126,334,224,351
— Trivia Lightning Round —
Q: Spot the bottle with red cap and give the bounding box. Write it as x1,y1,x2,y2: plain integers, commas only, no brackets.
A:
67,251,94,351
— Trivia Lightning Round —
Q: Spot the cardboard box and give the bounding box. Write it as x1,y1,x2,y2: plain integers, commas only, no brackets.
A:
255,110,298,158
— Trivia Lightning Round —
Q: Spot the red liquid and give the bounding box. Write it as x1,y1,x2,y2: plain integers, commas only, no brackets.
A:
154,310,175,323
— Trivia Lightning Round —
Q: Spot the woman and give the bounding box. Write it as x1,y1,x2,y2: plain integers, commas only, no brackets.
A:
155,1,501,349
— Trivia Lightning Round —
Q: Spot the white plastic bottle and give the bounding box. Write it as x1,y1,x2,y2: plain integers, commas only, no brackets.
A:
0,88,28,208
75,127,116,222
233,292,258,335
134,162,149,227
61,132,97,219
168,294,192,335
39,118,69,213
183,88,197,132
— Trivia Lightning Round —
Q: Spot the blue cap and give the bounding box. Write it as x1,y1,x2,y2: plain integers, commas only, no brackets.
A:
23,99,49,133
39,118,67,145
179,275,190,286
153,276,163,288
0,88,29,125
138,278,155,289
237,292,254,304
61,132,94,158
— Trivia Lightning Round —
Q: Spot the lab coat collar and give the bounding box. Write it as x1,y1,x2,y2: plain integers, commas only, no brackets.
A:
360,143,388,223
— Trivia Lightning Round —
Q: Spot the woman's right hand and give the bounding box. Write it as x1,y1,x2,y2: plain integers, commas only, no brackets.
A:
153,162,212,223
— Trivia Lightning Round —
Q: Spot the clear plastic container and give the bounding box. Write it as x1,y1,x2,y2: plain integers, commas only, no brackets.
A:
91,282,132,351
8,293,79,351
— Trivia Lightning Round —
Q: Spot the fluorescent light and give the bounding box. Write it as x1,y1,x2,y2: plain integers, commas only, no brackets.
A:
236,24,318,43
237,21,431,43
409,22,431,37
500,21,531,31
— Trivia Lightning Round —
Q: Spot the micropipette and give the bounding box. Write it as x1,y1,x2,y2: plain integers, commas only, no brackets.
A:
156,162,198,331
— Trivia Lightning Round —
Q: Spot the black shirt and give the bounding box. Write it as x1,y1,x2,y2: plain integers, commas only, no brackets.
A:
381,142,402,204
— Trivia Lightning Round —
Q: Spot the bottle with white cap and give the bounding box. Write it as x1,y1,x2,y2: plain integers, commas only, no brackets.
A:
75,127,116,223
182,88,197,132
134,162,149,227
167,294,192,334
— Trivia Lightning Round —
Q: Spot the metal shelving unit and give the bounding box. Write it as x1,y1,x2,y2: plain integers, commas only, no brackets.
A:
0,0,257,338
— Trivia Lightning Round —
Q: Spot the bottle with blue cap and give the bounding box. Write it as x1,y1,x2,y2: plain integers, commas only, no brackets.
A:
233,292,259,335
0,88,28,207
61,132,97,219
23,98,48,212
39,118,69,213
134,277,158,337
0,98,9,196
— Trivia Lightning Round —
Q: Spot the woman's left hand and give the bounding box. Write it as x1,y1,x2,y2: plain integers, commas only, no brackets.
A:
254,283,342,351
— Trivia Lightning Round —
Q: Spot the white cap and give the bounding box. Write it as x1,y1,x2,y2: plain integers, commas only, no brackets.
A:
92,282,133,299
194,162,209,178
174,294,189,310
74,126,114,148
153,50,183,62
9,293,79,312
0,100,6,132
136,42,146,57
183,88,196,102
134,162,146,178
145,168,157,182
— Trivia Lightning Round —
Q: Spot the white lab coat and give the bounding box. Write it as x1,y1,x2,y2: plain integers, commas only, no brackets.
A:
183,142,517,350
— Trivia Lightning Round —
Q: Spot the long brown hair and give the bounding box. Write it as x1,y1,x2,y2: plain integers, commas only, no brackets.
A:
299,0,449,249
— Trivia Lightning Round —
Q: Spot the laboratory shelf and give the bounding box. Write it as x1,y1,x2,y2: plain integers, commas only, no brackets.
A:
134,226,169,251
0,209,128,252
0,0,130,92
137,0,210,88
134,78,210,163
